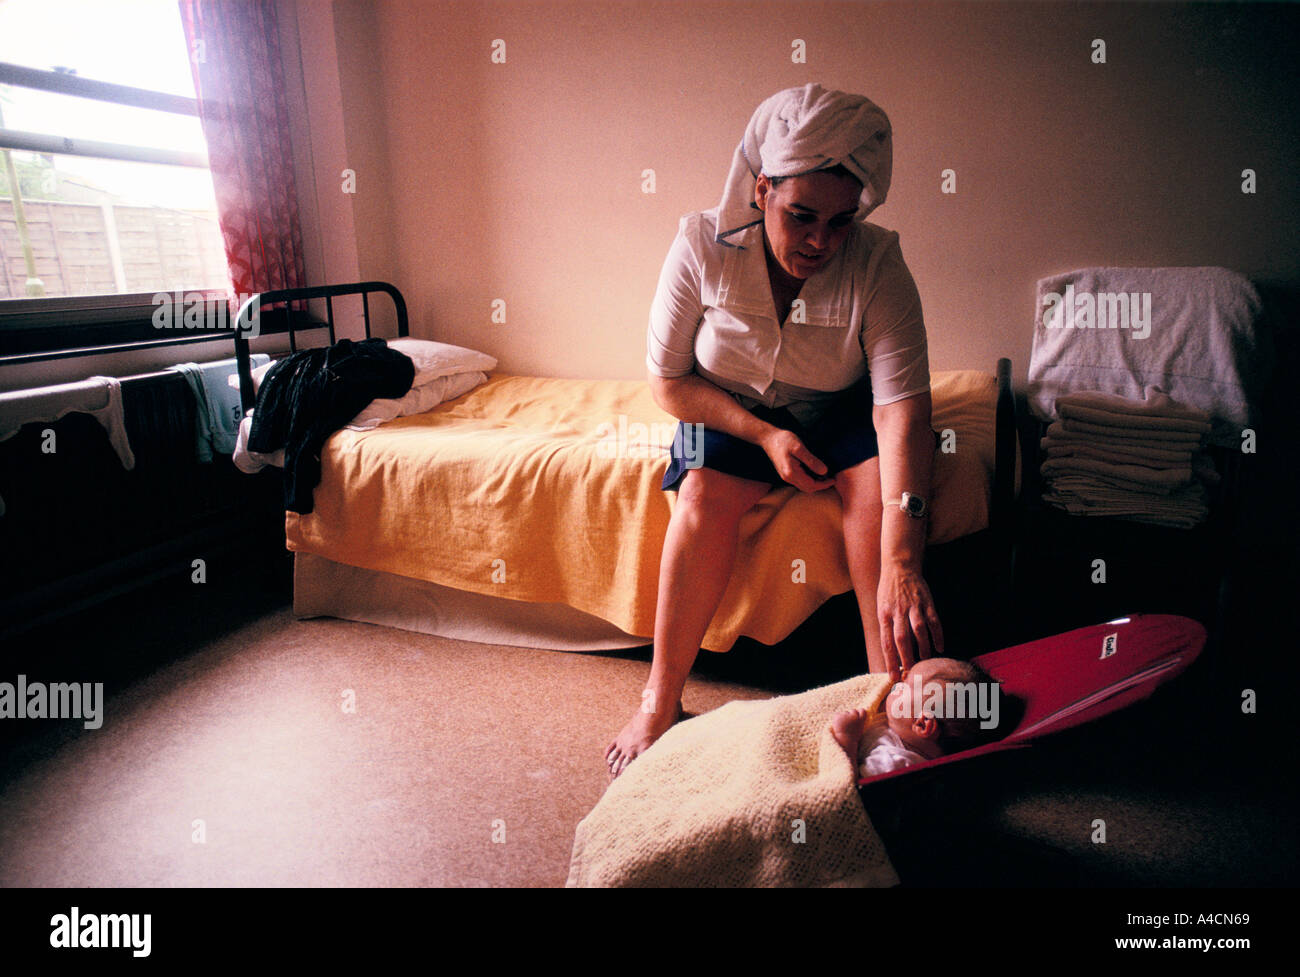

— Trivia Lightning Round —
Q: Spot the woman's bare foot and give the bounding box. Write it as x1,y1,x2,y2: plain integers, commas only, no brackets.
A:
830,707,874,763
605,699,684,779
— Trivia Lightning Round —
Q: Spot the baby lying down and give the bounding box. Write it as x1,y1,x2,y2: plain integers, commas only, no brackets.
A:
831,657,1007,777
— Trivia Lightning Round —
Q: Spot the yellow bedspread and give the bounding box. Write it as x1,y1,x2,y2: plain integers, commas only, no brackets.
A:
285,371,1008,651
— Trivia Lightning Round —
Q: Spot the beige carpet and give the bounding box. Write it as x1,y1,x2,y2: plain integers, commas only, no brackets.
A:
0,591,772,887
3,565,1293,887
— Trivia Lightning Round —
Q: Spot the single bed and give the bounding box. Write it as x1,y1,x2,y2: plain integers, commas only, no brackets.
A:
233,281,1021,653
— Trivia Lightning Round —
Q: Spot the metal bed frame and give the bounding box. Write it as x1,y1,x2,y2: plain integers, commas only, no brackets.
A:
232,281,409,414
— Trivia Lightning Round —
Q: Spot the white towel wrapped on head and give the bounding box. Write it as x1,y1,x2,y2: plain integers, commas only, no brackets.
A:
716,83,892,245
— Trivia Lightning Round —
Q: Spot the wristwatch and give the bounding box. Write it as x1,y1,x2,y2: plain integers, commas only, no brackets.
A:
886,492,928,518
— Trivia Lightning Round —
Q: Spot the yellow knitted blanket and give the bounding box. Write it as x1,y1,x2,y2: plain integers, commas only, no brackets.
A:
566,674,898,887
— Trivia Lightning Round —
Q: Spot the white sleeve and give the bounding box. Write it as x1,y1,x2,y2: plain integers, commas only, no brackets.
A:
858,732,927,778
861,238,931,406
646,221,705,379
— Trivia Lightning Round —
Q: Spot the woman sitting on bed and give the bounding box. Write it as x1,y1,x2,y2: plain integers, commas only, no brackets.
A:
607,84,944,777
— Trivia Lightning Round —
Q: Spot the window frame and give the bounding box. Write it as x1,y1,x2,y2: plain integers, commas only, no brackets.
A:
0,59,236,362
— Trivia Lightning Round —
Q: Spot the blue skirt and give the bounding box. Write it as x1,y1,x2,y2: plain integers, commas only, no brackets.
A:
662,378,913,491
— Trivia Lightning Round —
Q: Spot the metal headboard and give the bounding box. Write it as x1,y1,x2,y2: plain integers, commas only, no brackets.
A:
232,281,409,413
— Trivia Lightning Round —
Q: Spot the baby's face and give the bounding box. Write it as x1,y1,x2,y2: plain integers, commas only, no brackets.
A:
884,658,955,748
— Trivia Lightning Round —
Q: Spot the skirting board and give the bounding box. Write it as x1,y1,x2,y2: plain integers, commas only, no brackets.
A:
293,553,650,652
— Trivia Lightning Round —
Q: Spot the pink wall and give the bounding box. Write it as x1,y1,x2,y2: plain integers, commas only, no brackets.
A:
291,0,1299,383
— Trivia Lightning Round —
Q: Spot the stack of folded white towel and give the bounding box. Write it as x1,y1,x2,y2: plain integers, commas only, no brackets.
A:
1039,387,1218,529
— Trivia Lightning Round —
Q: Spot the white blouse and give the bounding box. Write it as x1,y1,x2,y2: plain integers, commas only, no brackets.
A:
646,207,930,421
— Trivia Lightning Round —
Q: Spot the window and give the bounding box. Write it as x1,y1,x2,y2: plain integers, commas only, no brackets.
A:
0,0,229,359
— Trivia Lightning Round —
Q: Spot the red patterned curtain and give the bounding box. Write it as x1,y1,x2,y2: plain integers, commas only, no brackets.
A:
178,0,305,302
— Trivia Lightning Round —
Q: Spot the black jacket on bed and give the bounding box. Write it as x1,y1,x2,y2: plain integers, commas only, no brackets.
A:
249,338,414,513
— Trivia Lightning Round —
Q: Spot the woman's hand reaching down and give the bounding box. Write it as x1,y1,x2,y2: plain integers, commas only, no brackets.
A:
876,562,945,682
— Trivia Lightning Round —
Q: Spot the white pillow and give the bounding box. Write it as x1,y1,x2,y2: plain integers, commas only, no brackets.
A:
250,359,277,390
345,370,488,431
228,359,277,393
228,339,496,394
232,410,285,473
386,338,497,386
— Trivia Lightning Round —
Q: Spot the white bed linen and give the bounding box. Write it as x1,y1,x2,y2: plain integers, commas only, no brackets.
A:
293,553,648,651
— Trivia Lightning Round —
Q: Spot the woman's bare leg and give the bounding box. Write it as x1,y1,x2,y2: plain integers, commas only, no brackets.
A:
606,467,770,777
835,457,888,674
